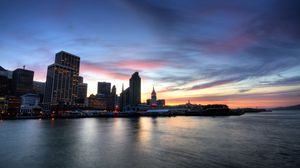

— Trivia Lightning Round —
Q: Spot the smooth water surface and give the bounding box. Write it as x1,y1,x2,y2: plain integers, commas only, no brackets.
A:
0,110,299,168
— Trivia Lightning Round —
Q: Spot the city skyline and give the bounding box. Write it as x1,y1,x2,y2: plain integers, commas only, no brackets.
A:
1,0,300,108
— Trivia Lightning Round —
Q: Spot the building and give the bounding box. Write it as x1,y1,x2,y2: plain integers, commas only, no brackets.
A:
44,51,80,108
0,75,9,96
108,85,117,110
12,68,34,96
146,86,166,107
20,93,41,114
0,66,13,96
157,99,166,106
76,83,88,105
97,82,111,97
151,87,157,106
119,72,141,111
87,94,107,110
33,81,45,102
129,72,141,106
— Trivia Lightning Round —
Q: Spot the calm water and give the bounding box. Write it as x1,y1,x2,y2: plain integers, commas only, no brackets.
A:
0,110,299,168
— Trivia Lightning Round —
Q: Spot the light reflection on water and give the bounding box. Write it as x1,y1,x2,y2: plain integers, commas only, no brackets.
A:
0,110,299,168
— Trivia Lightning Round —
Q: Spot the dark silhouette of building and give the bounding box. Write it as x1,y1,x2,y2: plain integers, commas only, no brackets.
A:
33,81,45,102
146,86,165,107
97,82,111,97
76,83,87,105
157,99,165,106
109,85,117,110
12,68,34,96
129,72,141,106
44,51,80,108
119,72,141,111
151,87,157,106
0,66,13,96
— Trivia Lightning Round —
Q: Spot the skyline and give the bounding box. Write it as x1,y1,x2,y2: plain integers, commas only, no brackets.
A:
1,0,300,108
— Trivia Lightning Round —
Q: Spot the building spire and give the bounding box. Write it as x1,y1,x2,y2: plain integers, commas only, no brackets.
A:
151,86,156,96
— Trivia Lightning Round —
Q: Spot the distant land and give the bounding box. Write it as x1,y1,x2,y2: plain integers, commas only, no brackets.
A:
272,104,300,110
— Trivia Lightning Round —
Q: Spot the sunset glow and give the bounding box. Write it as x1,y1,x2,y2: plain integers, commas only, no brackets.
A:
1,0,300,108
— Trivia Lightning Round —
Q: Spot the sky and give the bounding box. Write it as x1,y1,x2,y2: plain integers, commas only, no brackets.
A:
1,0,300,108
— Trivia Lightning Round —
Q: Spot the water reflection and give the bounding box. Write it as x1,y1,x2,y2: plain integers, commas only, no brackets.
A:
0,111,299,168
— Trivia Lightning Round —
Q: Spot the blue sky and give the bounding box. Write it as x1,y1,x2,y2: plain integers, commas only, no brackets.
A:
1,0,300,107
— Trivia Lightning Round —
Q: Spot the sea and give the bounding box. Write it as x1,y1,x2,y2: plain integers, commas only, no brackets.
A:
0,110,299,168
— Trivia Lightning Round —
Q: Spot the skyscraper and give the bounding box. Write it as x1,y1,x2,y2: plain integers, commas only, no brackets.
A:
129,72,141,106
44,51,80,107
97,82,111,97
12,68,34,96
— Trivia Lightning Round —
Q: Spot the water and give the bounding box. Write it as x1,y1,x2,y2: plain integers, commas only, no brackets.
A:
0,110,299,168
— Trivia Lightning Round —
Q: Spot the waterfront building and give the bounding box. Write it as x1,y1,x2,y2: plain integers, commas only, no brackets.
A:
12,68,34,96
33,81,45,102
119,72,141,111
151,87,157,106
97,82,111,97
87,94,107,110
109,85,117,111
44,51,80,108
146,86,166,107
157,99,166,106
76,83,88,106
129,72,141,106
0,66,13,96
20,93,41,114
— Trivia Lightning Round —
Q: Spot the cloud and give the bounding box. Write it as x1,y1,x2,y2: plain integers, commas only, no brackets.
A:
262,76,300,87
115,59,166,70
80,61,129,80
190,77,244,90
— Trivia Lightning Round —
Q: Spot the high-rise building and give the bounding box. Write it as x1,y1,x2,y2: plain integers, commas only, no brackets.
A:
77,83,87,99
129,72,141,106
12,68,34,96
97,82,111,97
0,66,13,96
109,85,117,110
44,51,80,107
0,75,9,96
119,72,141,111
33,81,45,102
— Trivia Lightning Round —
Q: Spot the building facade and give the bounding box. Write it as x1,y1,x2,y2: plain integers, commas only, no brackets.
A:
129,72,141,106
97,82,111,97
12,68,34,96
44,51,80,108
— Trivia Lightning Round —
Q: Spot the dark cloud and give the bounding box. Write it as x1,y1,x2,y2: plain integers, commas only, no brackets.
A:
189,77,244,91
262,76,300,86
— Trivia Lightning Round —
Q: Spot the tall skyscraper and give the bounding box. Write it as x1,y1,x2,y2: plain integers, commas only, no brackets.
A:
12,68,34,96
44,51,80,107
129,72,141,106
109,85,117,110
97,82,111,97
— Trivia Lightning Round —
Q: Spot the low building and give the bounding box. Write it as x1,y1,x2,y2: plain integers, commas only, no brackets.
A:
20,93,41,114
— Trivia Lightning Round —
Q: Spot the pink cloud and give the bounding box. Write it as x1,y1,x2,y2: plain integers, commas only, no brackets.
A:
80,61,129,80
115,60,165,70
